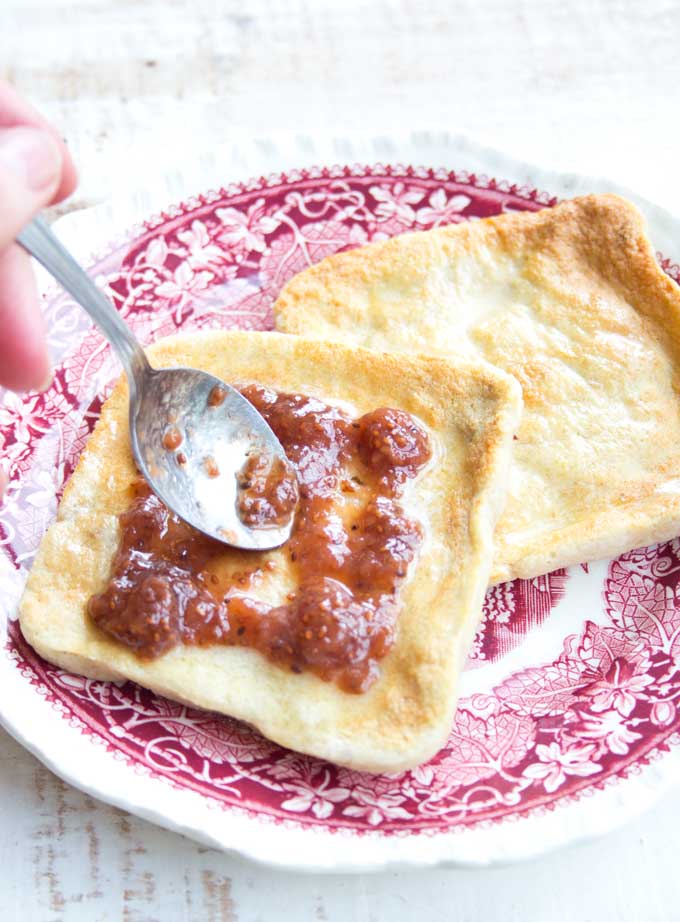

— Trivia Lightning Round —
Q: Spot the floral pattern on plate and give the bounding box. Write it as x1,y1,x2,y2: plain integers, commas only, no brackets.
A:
2,165,680,835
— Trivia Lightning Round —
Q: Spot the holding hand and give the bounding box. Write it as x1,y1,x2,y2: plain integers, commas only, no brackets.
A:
0,82,77,495
0,81,77,392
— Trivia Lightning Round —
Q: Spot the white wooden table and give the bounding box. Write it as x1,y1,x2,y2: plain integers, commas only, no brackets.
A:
3,1,680,918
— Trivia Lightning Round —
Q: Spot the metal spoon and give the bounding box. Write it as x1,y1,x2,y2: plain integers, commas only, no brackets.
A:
17,216,297,550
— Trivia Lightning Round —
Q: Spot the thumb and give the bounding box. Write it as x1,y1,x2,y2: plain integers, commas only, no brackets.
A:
0,126,62,249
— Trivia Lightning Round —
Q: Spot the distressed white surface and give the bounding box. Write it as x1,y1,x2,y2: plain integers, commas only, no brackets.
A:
4,726,680,922
3,0,680,918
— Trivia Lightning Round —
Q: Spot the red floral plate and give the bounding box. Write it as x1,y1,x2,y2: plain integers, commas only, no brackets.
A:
2,158,680,871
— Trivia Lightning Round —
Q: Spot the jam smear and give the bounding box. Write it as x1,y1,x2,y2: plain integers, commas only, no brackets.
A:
237,452,298,527
162,425,183,451
88,386,431,692
207,385,227,407
204,456,220,479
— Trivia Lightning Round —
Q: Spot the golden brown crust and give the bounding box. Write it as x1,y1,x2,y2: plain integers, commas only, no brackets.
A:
274,194,680,583
19,331,521,772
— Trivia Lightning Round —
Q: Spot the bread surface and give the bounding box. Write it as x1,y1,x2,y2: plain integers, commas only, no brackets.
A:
19,330,521,771
275,194,680,582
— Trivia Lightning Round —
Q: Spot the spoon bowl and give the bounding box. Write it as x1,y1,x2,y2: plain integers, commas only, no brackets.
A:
17,217,297,550
133,366,294,549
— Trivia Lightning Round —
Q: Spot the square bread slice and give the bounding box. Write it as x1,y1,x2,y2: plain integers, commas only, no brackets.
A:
19,331,521,772
274,193,680,584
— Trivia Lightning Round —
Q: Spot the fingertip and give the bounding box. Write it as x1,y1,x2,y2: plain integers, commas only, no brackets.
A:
0,125,62,198
51,138,78,204
0,82,78,206
0,245,51,392
0,333,50,393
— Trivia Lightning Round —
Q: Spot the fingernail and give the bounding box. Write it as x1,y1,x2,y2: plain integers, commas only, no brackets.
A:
0,126,61,192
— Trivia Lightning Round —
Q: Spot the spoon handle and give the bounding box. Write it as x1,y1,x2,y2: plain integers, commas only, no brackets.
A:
17,216,150,385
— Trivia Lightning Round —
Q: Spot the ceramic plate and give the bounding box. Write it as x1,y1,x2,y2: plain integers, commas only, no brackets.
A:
2,154,680,871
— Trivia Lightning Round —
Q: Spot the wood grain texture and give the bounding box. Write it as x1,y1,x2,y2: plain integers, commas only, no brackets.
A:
4,726,680,922
2,0,680,918
3,0,680,213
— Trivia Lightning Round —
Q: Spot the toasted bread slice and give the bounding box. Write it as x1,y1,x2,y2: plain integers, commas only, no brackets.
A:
275,194,680,583
19,331,521,772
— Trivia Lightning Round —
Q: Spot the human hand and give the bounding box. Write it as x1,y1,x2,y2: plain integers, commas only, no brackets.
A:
0,81,77,391
0,82,77,495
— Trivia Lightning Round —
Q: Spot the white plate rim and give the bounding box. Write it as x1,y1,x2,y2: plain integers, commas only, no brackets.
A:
2,129,680,872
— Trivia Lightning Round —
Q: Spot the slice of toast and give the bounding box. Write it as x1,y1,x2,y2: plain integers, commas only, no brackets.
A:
19,331,521,772
275,194,680,584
